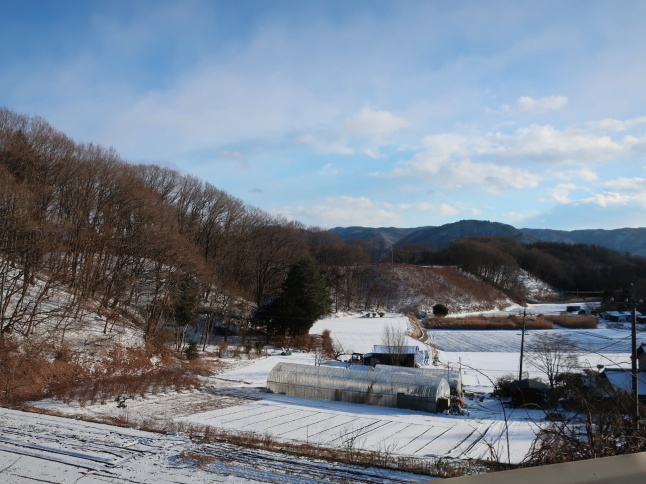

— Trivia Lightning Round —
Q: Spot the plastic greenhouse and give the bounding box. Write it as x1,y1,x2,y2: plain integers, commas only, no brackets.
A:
373,364,462,395
267,362,450,413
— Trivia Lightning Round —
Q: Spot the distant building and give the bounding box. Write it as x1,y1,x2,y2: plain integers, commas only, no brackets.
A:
509,379,550,408
364,345,428,367
601,311,642,323
600,343,646,400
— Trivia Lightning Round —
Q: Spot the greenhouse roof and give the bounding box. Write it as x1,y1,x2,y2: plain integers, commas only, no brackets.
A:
267,362,450,400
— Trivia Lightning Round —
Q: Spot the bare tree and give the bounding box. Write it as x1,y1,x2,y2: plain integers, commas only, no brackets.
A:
527,333,579,390
380,323,409,366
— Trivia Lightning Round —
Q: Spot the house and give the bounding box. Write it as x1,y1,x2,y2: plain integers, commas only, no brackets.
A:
601,310,640,323
600,343,646,400
600,368,646,400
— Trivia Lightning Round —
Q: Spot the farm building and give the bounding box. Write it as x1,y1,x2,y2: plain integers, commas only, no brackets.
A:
509,379,550,408
363,345,428,367
373,364,463,395
266,362,450,413
601,310,642,323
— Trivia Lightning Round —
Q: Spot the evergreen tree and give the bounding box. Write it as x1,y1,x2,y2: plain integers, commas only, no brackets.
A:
254,258,332,335
185,340,199,360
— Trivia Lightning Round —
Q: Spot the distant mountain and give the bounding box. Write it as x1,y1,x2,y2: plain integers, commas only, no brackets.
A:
329,226,429,247
397,220,539,249
521,227,646,257
330,220,646,256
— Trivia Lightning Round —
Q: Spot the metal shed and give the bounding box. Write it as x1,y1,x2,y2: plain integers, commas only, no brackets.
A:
267,362,450,413
373,364,462,395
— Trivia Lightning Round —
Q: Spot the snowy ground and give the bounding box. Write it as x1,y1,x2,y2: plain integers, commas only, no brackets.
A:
9,303,644,482
0,406,427,483
310,313,422,355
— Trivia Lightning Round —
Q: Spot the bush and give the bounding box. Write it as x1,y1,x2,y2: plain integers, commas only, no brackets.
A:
432,304,449,317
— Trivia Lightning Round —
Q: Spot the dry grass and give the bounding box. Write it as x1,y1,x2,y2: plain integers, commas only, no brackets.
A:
0,338,205,407
423,315,554,330
541,315,598,329
178,451,217,470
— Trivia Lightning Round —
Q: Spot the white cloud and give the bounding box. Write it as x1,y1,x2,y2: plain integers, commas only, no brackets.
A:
276,195,460,227
493,125,624,163
277,196,401,227
586,117,646,132
405,202,459,216
517,95,568,112
218,150,249,170
552,167,599,182
385,152,542,193
600,177,646,194
382,123,646,197
364,148,385,159
298,134,354,155
346,107,410,136
496,95,568,114
545,183,582,204
579,192,638,207
318,163,339,176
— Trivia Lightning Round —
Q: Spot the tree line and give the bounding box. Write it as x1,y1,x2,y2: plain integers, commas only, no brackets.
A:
0,108,417,345
3,107,644,347
393,235,646,303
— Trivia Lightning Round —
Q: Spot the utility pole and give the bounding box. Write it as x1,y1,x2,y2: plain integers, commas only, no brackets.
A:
518,308,527,381
628,283,642,429
0,268,5,337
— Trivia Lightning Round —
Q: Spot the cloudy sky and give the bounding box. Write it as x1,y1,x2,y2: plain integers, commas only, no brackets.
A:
2,1,646,230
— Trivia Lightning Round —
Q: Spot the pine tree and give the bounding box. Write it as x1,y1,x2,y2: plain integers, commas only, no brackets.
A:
254,258,331,335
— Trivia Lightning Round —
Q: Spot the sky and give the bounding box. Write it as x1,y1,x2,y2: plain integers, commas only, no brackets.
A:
2,0,646,231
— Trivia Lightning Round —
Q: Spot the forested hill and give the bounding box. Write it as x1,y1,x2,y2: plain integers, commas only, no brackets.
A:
2,108,516,346
2,107,645,349
331,220,646,256
0,108,356,342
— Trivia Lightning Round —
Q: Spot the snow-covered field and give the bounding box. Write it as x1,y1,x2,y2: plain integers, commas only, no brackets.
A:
6,304,643,482
310,313,421,354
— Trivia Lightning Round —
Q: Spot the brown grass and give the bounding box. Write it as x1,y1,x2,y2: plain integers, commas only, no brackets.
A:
541,315,598,329
0,338,206,407
423,315,554,330
178,451,217,470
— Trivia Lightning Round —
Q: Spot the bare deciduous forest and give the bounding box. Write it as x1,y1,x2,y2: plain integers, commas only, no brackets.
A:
1,106,645,355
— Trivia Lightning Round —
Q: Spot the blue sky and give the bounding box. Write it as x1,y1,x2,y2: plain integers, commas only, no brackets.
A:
2,0,646,230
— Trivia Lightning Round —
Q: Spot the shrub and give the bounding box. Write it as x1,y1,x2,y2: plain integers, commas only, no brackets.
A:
432,304,449,317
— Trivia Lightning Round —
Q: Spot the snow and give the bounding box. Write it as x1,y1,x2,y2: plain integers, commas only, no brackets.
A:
311,313,423,355
9,302,645,481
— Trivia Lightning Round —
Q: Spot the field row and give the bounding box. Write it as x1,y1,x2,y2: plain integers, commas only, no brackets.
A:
183,394,541,464
429,329,634,353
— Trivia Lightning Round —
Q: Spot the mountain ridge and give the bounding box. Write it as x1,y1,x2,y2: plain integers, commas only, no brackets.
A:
330,220,646,256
